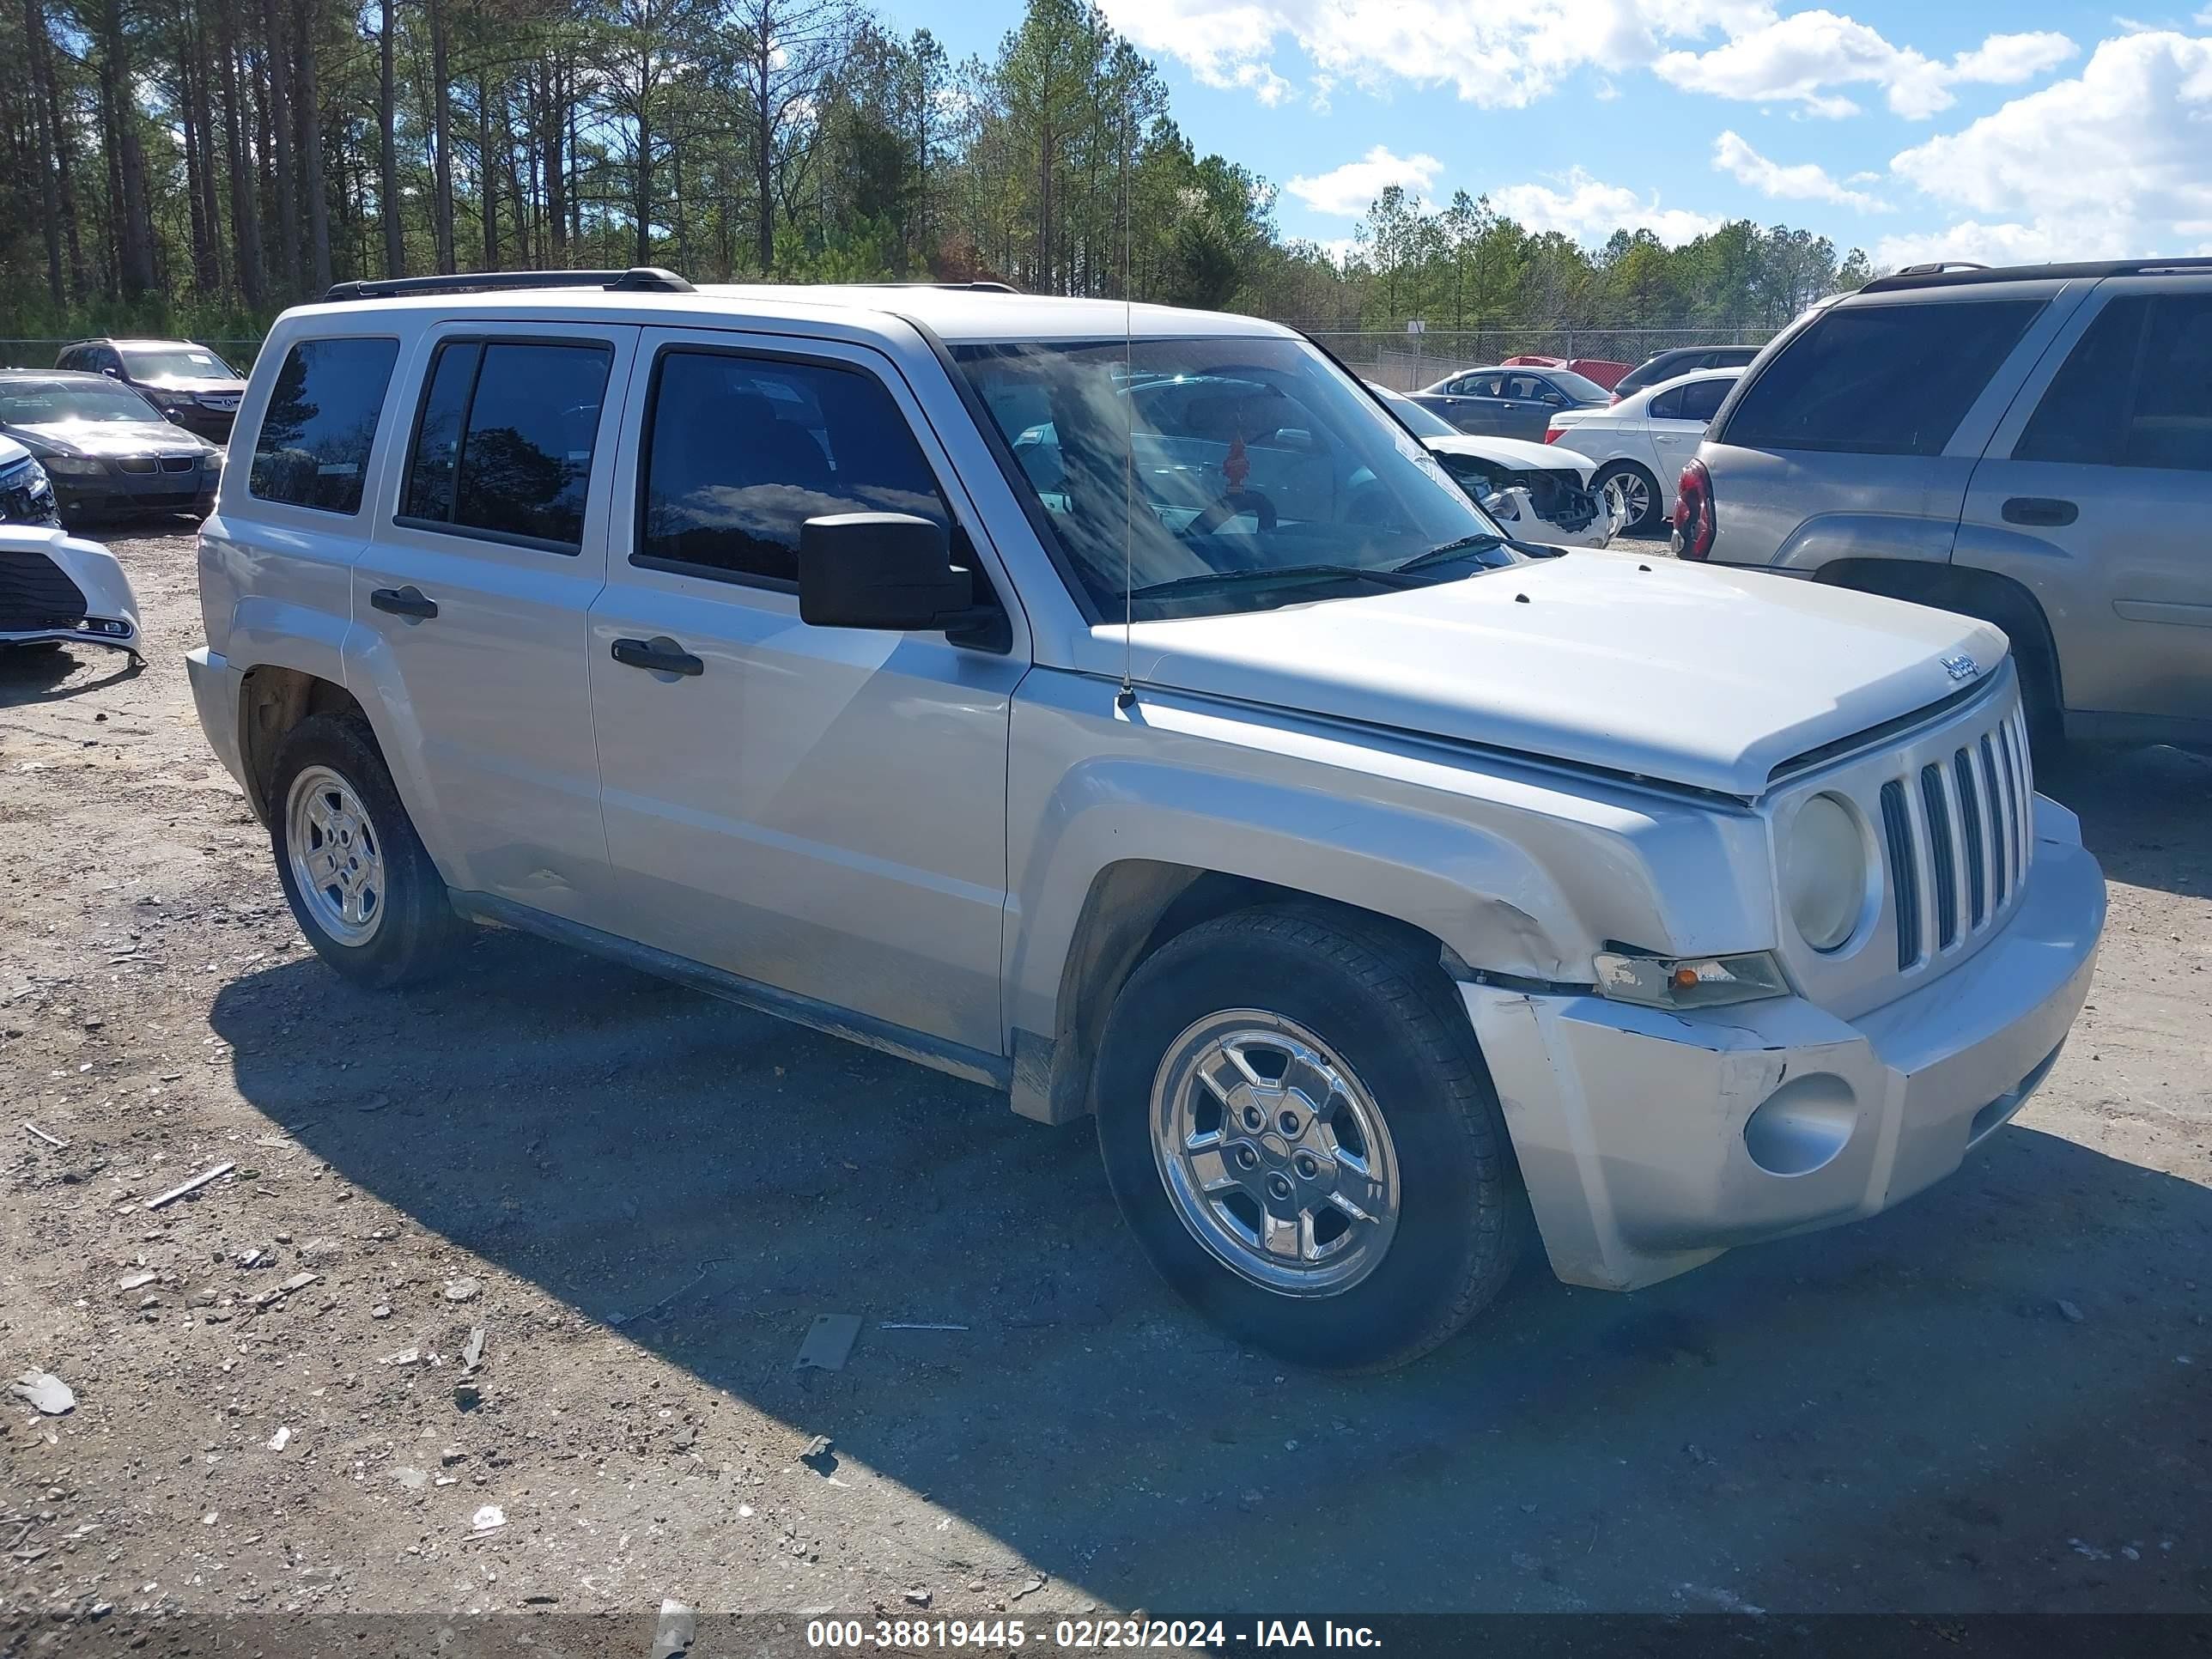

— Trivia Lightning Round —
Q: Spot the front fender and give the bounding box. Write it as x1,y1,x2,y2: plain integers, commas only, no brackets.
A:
1004,672,1776,1097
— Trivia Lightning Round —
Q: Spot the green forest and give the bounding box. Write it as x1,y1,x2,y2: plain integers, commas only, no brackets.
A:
0,0,1874,341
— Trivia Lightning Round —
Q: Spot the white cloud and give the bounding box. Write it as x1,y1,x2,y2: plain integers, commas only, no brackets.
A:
1712,130,1890,210
1098,0,2073,118
1881,30,2212,265
1656,14,2076,118
1488,168,1723,246
1097,0,1771,110
1285,146,1443,216
1226,60,1295,105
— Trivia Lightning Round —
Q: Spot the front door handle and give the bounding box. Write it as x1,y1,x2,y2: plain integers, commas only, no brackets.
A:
611,635,704,678
369,585,438,620
2002,495,2078,526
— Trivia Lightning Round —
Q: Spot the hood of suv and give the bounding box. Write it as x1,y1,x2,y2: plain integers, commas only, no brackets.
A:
137,376,246,399
1127,550,2010,797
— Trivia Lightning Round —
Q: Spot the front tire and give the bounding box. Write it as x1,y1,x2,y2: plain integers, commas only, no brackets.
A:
1593,461,1662,535
269,713,459,988
1095,906,1523,1371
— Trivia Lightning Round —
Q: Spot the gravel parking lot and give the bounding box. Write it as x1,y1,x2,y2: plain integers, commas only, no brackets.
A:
3,524,2208,1638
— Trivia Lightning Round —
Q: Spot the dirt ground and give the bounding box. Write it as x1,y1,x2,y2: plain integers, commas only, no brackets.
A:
3,522,2208,1640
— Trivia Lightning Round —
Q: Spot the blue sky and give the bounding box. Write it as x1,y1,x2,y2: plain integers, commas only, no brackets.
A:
873,0,2212,268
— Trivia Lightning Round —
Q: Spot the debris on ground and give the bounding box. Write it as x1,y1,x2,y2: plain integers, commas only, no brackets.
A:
2057,1299,2086,1323
800,1435,836,1476
143,1160,234,1210
444,1276,482,1303
903,1587,933,1607
267,1425,291,1451
795,1312,862,1372
879,1322,969,1332
22,1120,67,1148
652,1597,696,1659
1012,1576,1046,1601
117,1270,158,1292
461,1326,486,1372
252,1270,320,1309
470,1504,506,1535
10,1370,76,1414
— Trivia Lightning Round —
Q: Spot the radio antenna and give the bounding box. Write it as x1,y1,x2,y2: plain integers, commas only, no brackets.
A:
1116,272,1136,709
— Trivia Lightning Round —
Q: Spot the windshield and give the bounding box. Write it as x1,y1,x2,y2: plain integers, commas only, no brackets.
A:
955,337,1511,620
1369,383,1460,441
0,380,163,425
119,344,239,383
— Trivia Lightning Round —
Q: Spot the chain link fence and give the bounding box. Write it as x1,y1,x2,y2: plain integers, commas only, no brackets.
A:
1311,326,1778,391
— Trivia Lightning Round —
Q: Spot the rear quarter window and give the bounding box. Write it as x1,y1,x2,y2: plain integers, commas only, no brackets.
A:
247,337,401,514
1718,299,2041,457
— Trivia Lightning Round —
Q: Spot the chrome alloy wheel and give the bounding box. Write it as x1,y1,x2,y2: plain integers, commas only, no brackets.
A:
1150,1012,1401,1296
1602,470,1650,528
284,764,386,946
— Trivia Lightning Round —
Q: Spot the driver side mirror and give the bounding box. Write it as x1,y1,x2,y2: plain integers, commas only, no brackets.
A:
799,513,997,640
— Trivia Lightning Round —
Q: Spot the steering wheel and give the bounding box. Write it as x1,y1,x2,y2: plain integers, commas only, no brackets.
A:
1188,489,1279,539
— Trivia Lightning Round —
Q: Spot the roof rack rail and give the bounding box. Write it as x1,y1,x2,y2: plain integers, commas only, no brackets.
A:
323,267,695,302
1893,261,1989,276
845,280,1021,294
1861,255,2212,295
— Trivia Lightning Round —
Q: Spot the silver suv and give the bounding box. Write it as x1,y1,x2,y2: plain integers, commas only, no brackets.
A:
1677,258,2212,752
186,270,2105,1370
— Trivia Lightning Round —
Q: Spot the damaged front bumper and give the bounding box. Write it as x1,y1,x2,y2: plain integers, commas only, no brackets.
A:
1465,794,2105,1291
0,526,144,660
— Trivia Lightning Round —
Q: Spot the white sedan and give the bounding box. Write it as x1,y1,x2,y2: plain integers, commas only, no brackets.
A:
1542,367,1743,535
1368,383,1620,548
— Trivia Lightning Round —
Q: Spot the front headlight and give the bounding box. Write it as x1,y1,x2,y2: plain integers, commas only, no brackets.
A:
44,455,106,477
1783,793,1869,951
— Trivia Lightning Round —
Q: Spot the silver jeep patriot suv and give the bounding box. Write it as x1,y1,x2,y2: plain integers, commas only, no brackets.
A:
187,270,2106,1370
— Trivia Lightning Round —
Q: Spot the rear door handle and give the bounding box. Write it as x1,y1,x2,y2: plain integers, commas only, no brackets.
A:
611,635,704,678
2002,495,2078,526
369,585,438,620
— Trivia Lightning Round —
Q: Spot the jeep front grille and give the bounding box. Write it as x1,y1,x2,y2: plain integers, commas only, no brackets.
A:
1883,700,2034,970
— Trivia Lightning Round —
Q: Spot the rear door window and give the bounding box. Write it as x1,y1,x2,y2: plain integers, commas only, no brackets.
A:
2016,293,2212,472
246,336,401,514
1719,299,2041,456
398,338,614,551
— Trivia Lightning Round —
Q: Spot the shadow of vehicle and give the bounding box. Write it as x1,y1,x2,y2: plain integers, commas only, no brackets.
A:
207,921,2211,1614
2039,742,2211,902
0,638,140,707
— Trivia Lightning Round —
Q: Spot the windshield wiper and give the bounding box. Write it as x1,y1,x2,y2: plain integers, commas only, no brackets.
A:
1388,533,1510,576
1127,562,1426,601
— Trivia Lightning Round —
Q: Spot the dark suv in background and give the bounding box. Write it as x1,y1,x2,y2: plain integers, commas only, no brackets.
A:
1610,343,1761,404
52,337,248,441
1678,258,2212,752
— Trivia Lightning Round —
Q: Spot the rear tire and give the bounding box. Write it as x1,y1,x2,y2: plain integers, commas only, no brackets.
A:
1095,905,1523,1372
1593,461,1663,535
269,713,459,988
